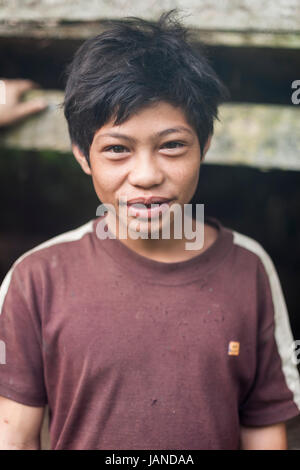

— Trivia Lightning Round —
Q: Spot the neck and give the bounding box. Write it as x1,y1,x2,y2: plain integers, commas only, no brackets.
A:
105,212,207,262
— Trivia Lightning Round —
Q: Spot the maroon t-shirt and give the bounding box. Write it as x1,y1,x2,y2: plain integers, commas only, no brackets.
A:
0,215,299,450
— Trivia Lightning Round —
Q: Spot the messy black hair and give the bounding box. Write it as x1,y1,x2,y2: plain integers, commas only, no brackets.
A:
63,10,228,166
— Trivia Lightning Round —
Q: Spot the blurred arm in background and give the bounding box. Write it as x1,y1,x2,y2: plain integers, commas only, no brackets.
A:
0,78,48,127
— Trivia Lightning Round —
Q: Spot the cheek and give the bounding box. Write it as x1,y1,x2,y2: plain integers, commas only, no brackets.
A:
170,155,200,186
168,156,200,203
90,158,125,195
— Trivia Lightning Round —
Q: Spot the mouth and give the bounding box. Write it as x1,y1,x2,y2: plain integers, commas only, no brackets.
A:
126,200,173,219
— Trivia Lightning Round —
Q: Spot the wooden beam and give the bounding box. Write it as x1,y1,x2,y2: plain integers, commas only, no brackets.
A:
1,0,300,32
0,22,299,49
0,1,300,48
209,104,300,171
0,90,299,171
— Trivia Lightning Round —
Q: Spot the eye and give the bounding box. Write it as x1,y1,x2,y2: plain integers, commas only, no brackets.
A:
160,141,185,149
103,145,130,153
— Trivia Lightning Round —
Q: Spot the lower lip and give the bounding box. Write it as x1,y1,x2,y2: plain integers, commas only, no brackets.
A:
127,200,173,219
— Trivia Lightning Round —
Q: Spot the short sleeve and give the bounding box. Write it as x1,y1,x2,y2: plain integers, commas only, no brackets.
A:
0,259,47,407
239,254,300,427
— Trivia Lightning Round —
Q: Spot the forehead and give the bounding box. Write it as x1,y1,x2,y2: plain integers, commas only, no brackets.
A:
93,101,195,141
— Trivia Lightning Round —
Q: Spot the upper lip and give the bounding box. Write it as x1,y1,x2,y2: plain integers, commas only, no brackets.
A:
126,196,172,205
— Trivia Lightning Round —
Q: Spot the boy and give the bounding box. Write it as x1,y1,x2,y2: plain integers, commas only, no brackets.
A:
0,11,300,450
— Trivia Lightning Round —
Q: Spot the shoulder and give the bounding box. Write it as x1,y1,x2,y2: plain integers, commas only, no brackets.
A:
226,227,284,304
0,219,95,299
230,227,277,276
14,218,94,267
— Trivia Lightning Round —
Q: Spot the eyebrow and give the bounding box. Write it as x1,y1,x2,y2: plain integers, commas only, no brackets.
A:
95,126,194,143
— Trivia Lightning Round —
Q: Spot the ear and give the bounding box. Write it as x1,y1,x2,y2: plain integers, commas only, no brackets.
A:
200,134,212,163
72,144,92,175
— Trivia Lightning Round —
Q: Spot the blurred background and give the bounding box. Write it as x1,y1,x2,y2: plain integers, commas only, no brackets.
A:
0,0,300,448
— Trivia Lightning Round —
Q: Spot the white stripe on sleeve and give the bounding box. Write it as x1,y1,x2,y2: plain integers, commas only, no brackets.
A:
0,219,94,316
233,230,300,411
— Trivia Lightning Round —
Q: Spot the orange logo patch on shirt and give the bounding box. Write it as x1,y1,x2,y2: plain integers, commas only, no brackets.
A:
228,341,240,356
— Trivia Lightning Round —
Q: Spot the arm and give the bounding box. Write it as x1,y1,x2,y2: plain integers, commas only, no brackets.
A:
239,258,300,449
0,395,45,450
239,422,288,450
0,79,47,127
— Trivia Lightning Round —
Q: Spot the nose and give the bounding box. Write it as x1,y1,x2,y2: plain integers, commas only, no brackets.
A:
128,151,164,188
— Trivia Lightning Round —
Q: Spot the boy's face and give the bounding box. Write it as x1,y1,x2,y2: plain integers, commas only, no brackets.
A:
73,101,211,235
